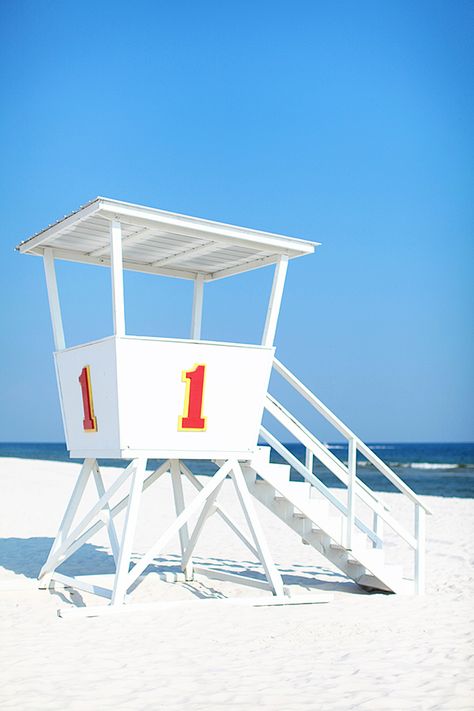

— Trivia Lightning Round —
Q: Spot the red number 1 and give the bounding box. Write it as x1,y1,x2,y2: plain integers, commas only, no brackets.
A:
178,364,207,431
78,365,98,432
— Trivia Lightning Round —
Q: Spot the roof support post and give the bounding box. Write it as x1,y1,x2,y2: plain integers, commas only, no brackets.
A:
43,248,65,350
261,255,288,347
190,273,204,340
110,220,126,336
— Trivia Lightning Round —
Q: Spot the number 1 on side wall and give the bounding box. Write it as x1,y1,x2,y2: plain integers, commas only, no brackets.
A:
79,365,98,432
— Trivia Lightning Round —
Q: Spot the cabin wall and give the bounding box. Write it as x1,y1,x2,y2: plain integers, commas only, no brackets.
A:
55,336,274,460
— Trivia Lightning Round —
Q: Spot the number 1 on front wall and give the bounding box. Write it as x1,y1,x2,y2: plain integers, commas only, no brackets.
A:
178,363,207,431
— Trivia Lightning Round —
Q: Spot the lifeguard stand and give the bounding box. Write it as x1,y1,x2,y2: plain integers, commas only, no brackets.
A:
17,197,331,615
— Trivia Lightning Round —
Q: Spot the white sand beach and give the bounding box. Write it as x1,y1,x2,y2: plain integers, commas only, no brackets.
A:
0,456,473,711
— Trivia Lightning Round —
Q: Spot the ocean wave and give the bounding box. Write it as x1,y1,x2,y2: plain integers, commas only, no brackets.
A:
344,460,469,471
409,462,459,470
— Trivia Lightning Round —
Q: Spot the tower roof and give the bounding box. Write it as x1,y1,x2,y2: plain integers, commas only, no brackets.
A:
16,197,318,281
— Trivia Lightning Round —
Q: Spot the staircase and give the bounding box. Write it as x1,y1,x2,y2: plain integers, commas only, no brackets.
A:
243,358,432,595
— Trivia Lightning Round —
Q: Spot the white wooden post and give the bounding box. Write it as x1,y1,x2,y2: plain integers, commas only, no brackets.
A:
372,511,384,549
190,273,204,339
182,480,225,570
38,458,93,582
111,458,146,605
346,438,356,549
262,255,288,347
230,461,285,597
414,503,426,595
92,461,120,565
305,448,314,475
110,219,125,336
170,459,193,580
43,248,65,350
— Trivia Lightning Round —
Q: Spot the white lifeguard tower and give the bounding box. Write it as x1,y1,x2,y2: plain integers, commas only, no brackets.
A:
17,197,430,616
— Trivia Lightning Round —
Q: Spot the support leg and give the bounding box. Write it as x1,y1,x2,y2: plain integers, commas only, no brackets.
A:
127,459,234,588
92,461,120,565
230,461,285,597
111,459,146,606
182,480,225,571
170,459,193,580
39,458,94,583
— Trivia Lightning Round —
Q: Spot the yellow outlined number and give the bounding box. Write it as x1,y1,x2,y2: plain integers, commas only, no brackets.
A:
78,365,98,432
178,363,207,431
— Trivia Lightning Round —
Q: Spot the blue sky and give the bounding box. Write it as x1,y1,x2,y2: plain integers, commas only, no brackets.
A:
0,0,472,442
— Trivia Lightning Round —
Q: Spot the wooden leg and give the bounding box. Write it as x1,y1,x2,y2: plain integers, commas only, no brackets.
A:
126,459,234,589
38,458,94,583
230,461,285,597
180,462,258,558
170,459,193,580
111,458,147,606
182,480,225,570
92,461,120,565
42,461,136,576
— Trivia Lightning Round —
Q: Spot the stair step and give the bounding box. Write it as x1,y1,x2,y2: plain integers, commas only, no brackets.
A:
249,446,272,467
246,454,409,595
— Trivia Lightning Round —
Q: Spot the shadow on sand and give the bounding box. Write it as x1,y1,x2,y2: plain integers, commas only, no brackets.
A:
0,537,367,597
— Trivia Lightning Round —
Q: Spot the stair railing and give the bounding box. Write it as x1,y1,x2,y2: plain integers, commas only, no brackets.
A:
262,357,432,594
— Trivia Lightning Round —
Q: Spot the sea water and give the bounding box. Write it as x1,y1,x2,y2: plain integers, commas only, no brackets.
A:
0,442,473,498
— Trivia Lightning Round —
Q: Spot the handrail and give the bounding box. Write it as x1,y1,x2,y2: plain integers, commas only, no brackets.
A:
259,425,417,550
265,394,390,512
272,358,432,515
259,426,384,547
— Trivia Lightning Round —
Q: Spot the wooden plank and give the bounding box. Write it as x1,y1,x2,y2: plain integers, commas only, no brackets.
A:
262,256,288,347
38,458,93,581
126,459,234,589
58,592,332,618
43,248,66,350
170,459,193,580
110,220,125,336
190,274,204,339
52,572,112,600
179,462,259,558
230,462,285,597
193,566,273,591
112,459,146,605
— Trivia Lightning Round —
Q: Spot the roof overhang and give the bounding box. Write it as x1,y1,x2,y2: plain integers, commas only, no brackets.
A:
16,197,319,281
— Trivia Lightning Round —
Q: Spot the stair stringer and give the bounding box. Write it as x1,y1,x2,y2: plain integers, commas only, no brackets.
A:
241,453,413,595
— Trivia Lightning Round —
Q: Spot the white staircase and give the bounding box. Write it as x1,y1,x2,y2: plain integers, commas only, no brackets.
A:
243,358,432,595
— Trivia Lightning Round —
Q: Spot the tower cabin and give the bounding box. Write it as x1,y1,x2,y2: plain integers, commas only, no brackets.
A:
17,197,431,617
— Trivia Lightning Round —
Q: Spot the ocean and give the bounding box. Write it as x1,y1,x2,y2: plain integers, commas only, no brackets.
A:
1,441,473,498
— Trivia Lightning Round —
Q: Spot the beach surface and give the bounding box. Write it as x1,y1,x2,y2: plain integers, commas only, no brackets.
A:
0,457,473,710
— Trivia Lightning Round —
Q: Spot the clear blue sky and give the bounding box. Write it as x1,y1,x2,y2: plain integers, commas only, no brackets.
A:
0,0,472,443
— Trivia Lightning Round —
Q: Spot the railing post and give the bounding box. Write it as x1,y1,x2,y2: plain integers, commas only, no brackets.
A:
304,448,314,475
346,438,356,549
414,503,426,595
372,511,384,549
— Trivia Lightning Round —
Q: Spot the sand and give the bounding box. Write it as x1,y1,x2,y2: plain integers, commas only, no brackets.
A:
0,456,473,710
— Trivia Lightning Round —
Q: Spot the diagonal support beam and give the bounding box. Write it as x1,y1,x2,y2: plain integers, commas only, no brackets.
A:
39,458,94,581
170,459,193,580
181,480,225,571
92,461,120,565
41,460,137,576
112,459,147,605
179,462,258,558
126,459,234,589
45,460,171,575
230,461,285,597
